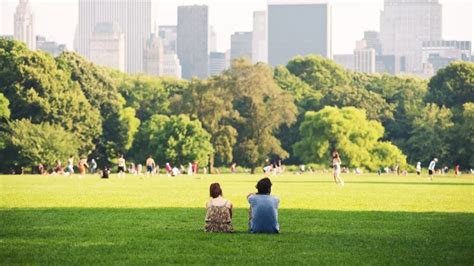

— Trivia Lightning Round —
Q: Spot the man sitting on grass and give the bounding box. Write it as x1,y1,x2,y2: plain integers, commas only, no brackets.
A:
247,177,280,233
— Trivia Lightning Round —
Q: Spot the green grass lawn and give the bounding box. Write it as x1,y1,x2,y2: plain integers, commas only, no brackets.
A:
1,173,473,264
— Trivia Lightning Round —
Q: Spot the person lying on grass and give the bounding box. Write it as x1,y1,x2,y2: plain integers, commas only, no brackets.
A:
204,183,233,232
247,177,280,234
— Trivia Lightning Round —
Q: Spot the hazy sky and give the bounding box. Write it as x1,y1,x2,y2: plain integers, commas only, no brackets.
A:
1,0,472,54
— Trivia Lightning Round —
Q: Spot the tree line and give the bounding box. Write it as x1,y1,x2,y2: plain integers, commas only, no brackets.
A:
0,39,472,174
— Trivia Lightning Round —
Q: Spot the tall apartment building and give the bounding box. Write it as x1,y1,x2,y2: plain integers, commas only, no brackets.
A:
162,53,182,79
209,52,227,76
89,22,125,72
143,33,164,76
158,25,177,54
14,0,35,50
268,0,332,66
177,5,209,79
74,0,151,73
36,36,67,57
380,0,442,74
252,10,267,63
230,32,253,60
354,40,376,73
422,40,471,76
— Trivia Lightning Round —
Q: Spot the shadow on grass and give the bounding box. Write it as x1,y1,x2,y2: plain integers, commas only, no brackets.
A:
1,208,472,264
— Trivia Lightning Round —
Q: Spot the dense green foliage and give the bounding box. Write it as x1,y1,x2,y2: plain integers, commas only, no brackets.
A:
0,40,101,156
426,62,474,108
224,59,297,173
129,114,213,166
294,106,406,170
55,52,140,164
0,39,473,172
7,119,80,167
1,173,473,264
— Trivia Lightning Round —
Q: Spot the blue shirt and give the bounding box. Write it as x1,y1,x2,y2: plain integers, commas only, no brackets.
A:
248,194,280,233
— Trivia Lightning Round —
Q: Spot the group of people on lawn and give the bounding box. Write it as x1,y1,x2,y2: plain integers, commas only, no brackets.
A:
204,177,279,234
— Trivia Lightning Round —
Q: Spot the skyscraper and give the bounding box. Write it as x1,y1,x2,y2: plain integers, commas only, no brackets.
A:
209,52,226,76
74,0,151,74
14,0,35,50
252,10,267,63
89,22,125,72
209,25,217,53
162,53,182,79
421,40,471,76
177,5,209,79
333,54,354,71
159,25,177,54
143,33,164,76
268,0,332,66
380,0,442,74
230,32,252,60
363,31,382,56
36,36,67,57
354,40,376,73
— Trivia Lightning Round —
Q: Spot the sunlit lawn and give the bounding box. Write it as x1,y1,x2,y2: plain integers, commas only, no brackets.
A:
1,172,473,264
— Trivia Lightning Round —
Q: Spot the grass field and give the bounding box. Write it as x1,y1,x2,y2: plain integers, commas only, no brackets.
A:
1,173,473,264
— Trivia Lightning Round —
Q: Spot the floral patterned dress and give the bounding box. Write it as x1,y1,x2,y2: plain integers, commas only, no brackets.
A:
204,200,233,233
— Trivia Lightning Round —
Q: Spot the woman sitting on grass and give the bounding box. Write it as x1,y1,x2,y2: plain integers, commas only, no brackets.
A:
204,183,233,233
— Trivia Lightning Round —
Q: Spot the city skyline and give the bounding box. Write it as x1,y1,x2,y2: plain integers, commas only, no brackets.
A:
1,0,472,55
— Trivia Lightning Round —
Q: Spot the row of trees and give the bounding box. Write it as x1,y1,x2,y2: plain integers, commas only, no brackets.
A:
0,39,472,173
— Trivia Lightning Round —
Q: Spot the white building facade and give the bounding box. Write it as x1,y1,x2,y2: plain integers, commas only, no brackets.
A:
143,33,164,76
252,11,267,63
74,0,151,74
380,0,442,74
162,53,182,79
14,0,35,50
89,22,125,72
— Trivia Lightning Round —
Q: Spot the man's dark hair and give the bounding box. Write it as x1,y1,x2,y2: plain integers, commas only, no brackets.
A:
209,183,223,198
256,177,272,195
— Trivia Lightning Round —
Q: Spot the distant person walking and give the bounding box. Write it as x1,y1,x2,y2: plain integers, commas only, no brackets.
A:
428,158,438,181
416,162,422,175
66,155,74,175
117,154,126,177
90,159,97,174
165,162,172,176
455,164,460,176
78,157,89,177
54,160,63,175
332,151,344,186
146,155,156,176
204,183,233,233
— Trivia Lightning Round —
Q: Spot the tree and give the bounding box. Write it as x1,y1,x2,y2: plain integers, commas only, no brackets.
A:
223,59,298,173
0,93,10,120
7,119,80,169
117,75,169,121
293,106,406,171
0,93,10,151
407,104,454,165
273,66,313,102
273,66,321,164
317,86,394,122
286,55,350,90
56,52,140,164
451,103,474,167
178,78,238,171
0,40,102,155
353,73,428,154
426,61,474,109
130,114,213,167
